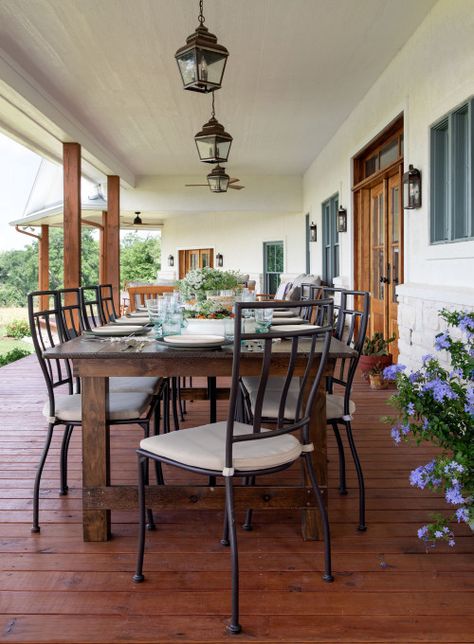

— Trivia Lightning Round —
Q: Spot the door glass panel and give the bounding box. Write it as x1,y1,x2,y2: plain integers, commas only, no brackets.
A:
378,249,385,299
392,247,399,303
201,254,209,268
378,194,384,244
380,138,399,169
190,252,198,270
391,186,399,242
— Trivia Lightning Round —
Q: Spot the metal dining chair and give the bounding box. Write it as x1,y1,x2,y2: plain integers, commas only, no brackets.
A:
28,290,159,532
320,287,370,531
132,299,335,634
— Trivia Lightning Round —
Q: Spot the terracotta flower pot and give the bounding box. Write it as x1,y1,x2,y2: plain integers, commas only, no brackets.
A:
369,373,388,390
358,354,393,381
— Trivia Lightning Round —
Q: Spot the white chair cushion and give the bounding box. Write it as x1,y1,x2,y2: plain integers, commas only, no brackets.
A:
326,394,356,420
242,378,357,422
139,421,302,472
43,392,151,423
109,376,160,394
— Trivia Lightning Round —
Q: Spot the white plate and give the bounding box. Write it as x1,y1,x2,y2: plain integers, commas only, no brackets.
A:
270,317,305,325
270,324,319,333
163,334,226,348
272,310,298,317
90,325,150,337
113,317,150,325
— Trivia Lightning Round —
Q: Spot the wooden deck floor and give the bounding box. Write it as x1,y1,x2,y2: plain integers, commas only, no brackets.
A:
0,355,472,643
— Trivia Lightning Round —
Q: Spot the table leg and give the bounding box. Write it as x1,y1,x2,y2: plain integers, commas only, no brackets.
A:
82,376,111,541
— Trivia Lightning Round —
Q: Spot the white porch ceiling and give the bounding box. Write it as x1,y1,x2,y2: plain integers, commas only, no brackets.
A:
0,0,435,183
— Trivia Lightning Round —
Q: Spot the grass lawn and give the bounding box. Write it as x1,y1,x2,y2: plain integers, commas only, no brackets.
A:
0,306,33,360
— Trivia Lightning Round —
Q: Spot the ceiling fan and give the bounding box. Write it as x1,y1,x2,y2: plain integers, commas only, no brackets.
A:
121,212,163,229
185,177,244,191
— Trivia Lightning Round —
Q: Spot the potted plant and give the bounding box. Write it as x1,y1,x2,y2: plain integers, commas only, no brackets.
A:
383,309,473,548
178,268,244,335
368,363,389,390
359,332,395,380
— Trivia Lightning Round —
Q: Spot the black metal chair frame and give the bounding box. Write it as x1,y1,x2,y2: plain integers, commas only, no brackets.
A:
80,285,104,329
317,286,370,532
98,283,119,323
132,298,335,634
28,289,160,533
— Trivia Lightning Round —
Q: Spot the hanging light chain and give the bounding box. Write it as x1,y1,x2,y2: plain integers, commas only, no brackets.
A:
211,90,215,118
198,0,205,25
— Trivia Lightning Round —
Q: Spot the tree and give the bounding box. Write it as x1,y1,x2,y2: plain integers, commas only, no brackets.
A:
120,233,161,288
0,229,161,305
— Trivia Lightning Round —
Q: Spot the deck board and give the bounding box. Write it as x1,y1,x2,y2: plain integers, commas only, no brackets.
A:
0,354,472,643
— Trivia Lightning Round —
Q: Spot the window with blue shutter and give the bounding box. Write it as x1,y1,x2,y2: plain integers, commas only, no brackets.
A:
430,99,474,243
322,194,339,285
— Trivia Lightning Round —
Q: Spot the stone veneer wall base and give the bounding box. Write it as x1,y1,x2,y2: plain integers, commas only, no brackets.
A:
396,283,474,370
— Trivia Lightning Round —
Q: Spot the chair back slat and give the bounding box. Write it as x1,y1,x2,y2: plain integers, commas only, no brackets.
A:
80,285,103,329
277,336,299,426
57,288,85,341
99,284,118,322
225,299,334,471
28,291,74,416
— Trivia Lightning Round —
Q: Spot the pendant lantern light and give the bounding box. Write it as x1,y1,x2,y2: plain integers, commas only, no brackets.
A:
207,165,230,193
194,92,232,163
175,0,229,93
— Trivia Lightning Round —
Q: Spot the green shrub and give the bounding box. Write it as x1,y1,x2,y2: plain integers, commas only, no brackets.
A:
5,319,30,339
0,347,31,367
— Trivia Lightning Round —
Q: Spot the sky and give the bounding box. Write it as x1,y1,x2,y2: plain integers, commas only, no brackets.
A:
0,131,42,251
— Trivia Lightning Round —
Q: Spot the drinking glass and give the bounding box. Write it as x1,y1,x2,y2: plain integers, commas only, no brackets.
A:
255,308,273,333
162,311,183,337
147,298,168,337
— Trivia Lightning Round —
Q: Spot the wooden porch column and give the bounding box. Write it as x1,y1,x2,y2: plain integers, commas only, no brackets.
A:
105,176,120,312
99,211,107,284
63,143,81,291
39,224,49,310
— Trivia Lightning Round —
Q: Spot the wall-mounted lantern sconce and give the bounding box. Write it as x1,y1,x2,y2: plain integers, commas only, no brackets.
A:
309,221,317,242
168,254,175,267
216,252,224,267
337,206,348,233
403,164,422,209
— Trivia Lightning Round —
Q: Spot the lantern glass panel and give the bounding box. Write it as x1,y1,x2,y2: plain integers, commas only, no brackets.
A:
195,136,231,163
177,50,197,86
208,174,229,192
198,50,227,87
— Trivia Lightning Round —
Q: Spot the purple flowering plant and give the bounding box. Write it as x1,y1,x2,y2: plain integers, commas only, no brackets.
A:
384,309,474,548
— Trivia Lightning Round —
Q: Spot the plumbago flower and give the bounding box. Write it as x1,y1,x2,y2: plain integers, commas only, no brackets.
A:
384,309,474,548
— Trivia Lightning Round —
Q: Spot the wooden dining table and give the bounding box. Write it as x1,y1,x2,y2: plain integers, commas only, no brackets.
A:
44,335,356,543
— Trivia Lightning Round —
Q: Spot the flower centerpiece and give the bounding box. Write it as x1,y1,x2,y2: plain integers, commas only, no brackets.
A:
383,309,474,548
178,267,244,319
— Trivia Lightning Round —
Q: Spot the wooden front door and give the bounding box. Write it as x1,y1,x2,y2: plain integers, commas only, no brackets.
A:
178,248,214,279
356,169,403,360
354,117,404,361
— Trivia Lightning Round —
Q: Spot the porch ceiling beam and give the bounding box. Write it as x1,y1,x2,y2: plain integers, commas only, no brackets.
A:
0,48,135,188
